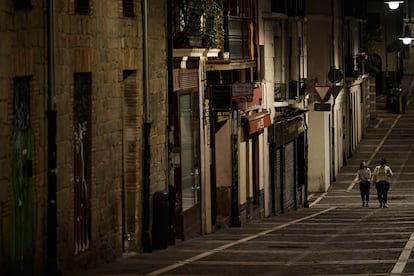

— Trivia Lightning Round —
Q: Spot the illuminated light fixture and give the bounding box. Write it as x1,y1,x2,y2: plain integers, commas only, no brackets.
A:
399,24,413,45
385,1,404,10
401,37,413,44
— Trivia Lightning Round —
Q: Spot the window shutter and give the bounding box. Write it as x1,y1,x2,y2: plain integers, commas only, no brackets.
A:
13,0,32,10
75,0,91,14
123,0,134,17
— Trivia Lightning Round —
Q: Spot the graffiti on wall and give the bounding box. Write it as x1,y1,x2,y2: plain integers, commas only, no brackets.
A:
10,76,35,273
73,73,91,254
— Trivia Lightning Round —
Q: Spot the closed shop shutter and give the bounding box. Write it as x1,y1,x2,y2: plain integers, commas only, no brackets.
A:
283,142,295,211
274,148,282,214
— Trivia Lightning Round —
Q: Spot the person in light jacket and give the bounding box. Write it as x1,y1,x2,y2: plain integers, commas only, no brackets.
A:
372,158,393,208
356,161,371,207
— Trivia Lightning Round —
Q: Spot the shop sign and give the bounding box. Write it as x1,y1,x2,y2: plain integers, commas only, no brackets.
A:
232,82,253,98
245,111,271,135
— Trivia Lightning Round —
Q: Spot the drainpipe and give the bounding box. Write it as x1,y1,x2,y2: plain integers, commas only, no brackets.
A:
46,0,60,274
299,18,310,208
166,0,175,245
230,109,241,227
142,0,152,253
330,0,336,183
303,119,309,208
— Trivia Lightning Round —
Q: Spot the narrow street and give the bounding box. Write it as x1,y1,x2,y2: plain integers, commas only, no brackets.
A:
75,62,414,275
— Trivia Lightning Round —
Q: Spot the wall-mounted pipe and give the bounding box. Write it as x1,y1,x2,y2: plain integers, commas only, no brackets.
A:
330,0,336,182
46,0,60,274
142,0,152,253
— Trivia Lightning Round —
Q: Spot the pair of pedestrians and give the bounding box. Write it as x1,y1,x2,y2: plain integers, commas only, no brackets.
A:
356,158,393,208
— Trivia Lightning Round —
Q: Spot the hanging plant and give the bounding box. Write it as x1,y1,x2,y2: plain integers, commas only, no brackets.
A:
174,0,223,48
201,0,224,49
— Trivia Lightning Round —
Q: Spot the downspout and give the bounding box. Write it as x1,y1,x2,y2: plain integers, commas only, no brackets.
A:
167,0,175,245
342,1,348,165
300,15,310,208
384,8,389,95
142,0,152,253
230,109,241,227
46,0,60,274
330,0,336,182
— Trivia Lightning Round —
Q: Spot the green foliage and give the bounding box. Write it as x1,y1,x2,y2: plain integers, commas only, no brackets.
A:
175,0,224,49
201,0,224,48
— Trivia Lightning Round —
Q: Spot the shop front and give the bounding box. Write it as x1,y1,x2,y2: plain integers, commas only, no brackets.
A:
268,108,307,215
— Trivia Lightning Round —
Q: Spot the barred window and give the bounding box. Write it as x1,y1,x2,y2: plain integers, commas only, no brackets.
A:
75,0,91,14
13,0,32,10
123,0,134,17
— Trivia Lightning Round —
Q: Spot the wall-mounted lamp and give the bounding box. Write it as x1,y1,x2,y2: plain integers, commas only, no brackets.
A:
399,24,413,44
385,1,404,10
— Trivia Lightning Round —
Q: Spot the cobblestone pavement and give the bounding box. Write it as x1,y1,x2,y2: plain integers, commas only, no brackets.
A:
73,63,414,275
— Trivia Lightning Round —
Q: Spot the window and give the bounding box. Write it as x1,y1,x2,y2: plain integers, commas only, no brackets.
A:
13,0,32,10
75,0,91,14
271,0,287,14
123,0,134,17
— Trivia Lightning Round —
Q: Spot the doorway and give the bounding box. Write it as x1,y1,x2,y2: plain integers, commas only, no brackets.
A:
174,90,201,240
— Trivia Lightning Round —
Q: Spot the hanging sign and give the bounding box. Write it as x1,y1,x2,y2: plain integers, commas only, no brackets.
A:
245,111,271,135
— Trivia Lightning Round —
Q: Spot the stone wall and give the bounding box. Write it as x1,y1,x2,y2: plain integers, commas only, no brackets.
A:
0,1,48,273
0,0,168,273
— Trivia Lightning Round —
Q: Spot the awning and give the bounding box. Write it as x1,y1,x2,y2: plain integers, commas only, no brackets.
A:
244,111,271,135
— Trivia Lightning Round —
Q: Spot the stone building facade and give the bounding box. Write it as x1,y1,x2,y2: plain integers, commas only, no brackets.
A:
0,0,168,274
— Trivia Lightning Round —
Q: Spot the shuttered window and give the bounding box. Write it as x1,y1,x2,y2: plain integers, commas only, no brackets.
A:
75,0,91,14
123,70,138,239
13,0,32,10
123,0,134,17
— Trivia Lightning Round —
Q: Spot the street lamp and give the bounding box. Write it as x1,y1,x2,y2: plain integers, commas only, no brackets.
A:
385,1,404,10
400,24,413,44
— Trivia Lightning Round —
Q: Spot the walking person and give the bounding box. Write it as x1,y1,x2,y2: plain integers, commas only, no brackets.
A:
372,158,393,208
357,161,371,207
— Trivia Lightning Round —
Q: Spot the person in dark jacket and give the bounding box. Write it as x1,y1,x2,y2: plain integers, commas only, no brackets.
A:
356,161,371,207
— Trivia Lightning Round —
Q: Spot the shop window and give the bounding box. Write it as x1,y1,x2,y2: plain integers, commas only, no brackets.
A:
75,0,91,14
123,0,134,17
13,0,32,10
